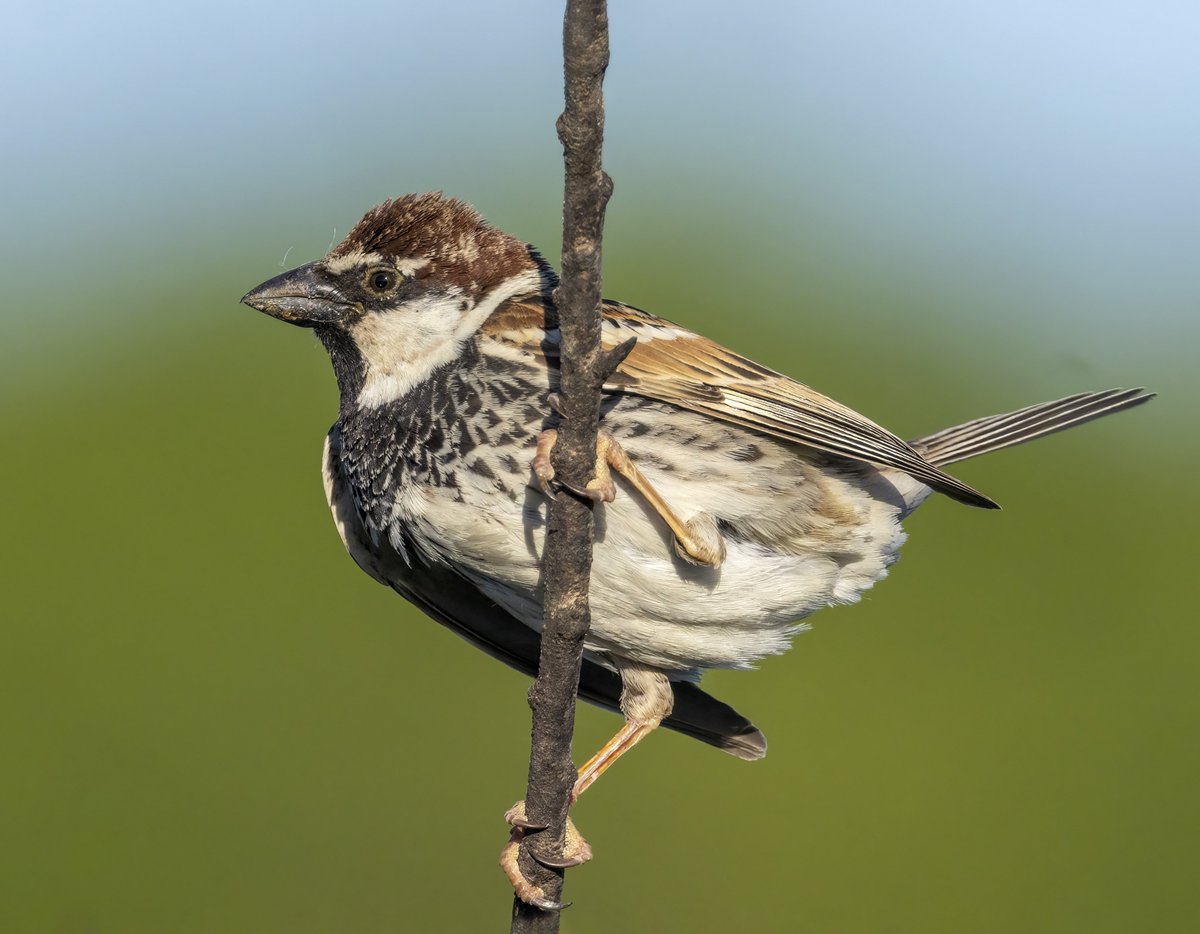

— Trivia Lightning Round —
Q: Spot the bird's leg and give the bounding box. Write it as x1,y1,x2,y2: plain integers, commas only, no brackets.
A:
571,719,657,802
530,426,727,568
595,432,726,567
501,663,673,909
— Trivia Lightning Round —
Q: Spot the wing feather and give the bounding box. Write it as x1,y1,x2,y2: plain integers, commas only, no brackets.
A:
595,301,999,508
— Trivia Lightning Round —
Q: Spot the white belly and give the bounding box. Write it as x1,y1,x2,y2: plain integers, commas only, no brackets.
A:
396,444,921,674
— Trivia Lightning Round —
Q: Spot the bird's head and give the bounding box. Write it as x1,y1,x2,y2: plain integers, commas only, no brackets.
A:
242,192,548,407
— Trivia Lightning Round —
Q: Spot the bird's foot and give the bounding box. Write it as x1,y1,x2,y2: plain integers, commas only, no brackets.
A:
500,801,593,910
531,426,726,566
673,511,727,568
531,427,618,503
559,433,618,503
532,428,559,499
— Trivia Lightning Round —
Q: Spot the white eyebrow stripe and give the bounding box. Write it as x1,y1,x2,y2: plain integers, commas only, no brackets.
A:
323,251,431,278
394,257,432,276
324,250,382,275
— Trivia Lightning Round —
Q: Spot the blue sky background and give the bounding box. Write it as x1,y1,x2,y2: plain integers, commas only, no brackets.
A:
5,1,1197,342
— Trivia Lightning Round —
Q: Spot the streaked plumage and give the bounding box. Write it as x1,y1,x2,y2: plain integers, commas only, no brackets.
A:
243,192,1152,762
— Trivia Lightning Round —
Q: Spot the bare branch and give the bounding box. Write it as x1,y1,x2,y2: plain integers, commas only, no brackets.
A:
510,0,611,930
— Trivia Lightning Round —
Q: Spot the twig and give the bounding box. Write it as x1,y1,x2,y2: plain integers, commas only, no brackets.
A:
509,0,612,930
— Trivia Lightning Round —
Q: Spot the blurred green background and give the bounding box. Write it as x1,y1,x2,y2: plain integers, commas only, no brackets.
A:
3,2,1196,931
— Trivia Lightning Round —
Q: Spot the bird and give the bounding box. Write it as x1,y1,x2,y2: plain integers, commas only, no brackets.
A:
242,191,1153,908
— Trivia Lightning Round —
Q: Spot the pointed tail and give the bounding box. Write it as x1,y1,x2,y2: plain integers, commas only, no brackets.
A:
909,387,1154,468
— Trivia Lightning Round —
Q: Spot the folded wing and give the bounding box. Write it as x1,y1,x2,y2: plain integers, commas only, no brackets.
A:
596,301,999,508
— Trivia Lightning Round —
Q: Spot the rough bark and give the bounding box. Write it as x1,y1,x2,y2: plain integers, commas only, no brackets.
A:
510,1,612,930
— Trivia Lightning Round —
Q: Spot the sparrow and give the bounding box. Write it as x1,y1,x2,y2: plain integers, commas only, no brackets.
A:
242,192,1153,908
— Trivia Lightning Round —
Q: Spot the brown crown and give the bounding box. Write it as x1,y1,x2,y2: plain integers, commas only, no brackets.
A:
328,192,538,296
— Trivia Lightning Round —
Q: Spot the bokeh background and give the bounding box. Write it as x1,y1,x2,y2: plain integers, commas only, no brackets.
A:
3,2,1196,931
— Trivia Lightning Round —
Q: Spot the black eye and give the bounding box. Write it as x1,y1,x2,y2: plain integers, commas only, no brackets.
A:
366,269,397,292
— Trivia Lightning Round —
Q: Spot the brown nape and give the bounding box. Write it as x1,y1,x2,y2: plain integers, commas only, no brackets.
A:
328,192,536,297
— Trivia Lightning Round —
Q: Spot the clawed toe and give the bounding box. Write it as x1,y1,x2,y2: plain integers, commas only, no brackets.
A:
673,512,726,568
504,801,547,831
532,426,619,504
501,801,593,909
499,831,569,911
559,477,617,503
532,429,559,500
531,847,591,870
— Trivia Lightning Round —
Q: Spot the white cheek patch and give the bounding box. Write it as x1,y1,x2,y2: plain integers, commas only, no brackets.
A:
354,269,542,408
352,293,463,406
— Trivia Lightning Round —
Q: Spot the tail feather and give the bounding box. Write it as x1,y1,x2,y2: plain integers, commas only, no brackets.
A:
910,388,1154,467
665,682,767,761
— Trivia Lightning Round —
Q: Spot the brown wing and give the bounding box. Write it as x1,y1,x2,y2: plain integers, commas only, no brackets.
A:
598,301,999,508
482,297,997,507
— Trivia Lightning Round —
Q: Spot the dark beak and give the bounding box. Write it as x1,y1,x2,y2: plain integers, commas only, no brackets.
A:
241,262,357,326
